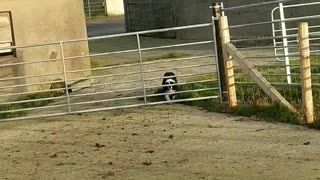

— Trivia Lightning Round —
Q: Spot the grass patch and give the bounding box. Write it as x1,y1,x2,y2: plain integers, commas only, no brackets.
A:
90,60,107,76
146,74,305,128
291,56,320,74
91,60,102,69
231,102,299,125
0,91,64,119
182,80,300,125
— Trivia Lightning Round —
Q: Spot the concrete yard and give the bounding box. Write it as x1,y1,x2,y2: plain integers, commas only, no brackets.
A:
1,105,320,180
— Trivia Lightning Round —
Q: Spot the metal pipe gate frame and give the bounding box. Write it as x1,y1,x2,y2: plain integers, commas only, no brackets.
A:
0,21,221,122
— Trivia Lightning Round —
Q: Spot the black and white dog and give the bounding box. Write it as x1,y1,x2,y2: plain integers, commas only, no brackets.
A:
162,72,178,101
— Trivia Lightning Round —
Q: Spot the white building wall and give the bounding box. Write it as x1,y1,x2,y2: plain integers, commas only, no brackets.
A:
106,0,124,15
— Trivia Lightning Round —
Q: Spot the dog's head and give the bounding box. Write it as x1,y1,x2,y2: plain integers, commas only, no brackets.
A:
163,78,176,91
162,72,178,101
162,72,177,91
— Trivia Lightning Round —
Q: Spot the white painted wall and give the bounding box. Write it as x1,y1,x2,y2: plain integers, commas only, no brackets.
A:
0,14,13,53
106,0,124,16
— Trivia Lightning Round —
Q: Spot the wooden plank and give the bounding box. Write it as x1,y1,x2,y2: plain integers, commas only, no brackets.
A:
299,22,314,125
226,43,297,113
219,16,237,108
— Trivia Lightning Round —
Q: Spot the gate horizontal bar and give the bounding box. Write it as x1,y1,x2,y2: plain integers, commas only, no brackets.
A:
224,0,295,11
146,96,219,106
143,63,216,74
0,104,67,114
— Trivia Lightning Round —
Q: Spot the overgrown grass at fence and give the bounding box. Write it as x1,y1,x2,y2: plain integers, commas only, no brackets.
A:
178,76,301,125
0,91,64,119
147,64,320,129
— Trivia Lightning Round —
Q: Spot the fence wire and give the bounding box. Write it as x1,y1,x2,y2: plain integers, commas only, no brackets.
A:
224,0,320,120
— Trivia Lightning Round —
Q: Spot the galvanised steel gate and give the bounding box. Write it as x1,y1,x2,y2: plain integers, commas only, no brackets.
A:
271,1,320,84
0,22,221,122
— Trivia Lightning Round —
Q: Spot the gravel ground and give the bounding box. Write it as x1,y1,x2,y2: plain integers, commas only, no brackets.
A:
1,104,320,180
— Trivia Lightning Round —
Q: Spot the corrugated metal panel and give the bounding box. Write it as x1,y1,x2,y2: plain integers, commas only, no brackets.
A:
126,1,176,38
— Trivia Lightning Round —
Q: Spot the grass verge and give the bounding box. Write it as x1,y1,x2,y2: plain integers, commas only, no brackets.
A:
146,74,315,129
0,91,64,119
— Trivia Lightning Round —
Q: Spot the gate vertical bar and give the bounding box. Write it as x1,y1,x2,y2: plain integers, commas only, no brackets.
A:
279,2,291,84
104,0,108,16
212,2,227,102
59,42,72,113
87,0,92,18
136,34,147,105
271,7,281,61
212,16,223,102
298,22,314,125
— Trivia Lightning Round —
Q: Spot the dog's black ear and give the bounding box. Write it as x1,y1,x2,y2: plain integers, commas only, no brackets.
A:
162,78,167,85
172,76,178,83
164,72,175,77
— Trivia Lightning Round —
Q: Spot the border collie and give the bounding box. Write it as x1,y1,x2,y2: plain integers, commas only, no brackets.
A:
162,72,178,101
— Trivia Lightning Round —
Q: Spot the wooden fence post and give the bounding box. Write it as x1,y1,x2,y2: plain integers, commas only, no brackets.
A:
298,22,314,125
219,16,237,108
212,3,237,107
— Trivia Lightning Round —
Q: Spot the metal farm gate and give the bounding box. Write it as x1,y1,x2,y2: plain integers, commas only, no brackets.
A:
0,22,221,122
271,1,320,84
220,0,320,124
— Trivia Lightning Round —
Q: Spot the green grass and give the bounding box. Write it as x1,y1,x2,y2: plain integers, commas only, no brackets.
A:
0,105,26,119
91,60,102,69
180,78,301,125
0,91,64,119
290,56,320,75
146,72,317,128
232,102,300,124
175,55,320,129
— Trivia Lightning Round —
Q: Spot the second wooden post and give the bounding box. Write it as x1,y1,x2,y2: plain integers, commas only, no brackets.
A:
298,22,314,125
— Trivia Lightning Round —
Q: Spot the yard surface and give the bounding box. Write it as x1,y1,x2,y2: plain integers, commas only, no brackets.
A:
1,104,320,180
86,15,125,37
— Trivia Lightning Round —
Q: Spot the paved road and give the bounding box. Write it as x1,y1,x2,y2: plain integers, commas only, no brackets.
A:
86,16,126,37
